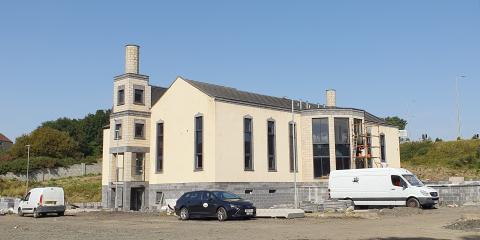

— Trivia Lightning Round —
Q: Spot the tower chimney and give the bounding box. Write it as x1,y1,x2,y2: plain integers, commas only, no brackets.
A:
326,89,336,107
125,44,139,74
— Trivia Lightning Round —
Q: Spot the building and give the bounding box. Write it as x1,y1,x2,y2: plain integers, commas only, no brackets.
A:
102,45,400,211
0,133,13,151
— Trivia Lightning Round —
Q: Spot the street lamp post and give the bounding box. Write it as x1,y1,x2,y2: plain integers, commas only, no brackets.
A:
291,99,298,209
25,145,31,194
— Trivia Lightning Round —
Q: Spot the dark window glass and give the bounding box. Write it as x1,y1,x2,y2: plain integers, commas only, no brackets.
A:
195,116,203,170
244,118,253,170
289,123,297,172
391,175,407,187
114,123,122,140
380,134,386,162
117,89,125,105
335,118,351,170
156,123,164,172
134,153,144,175
267,121,276,171
134,89,144,104
135,123,144,139
312,118,330,177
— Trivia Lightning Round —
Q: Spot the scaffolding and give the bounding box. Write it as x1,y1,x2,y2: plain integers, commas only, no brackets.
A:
352,120,384,169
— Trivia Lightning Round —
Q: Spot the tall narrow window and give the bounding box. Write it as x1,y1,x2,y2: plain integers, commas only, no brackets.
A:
156,122,164,172
134,153,144,175
312,118,330,178
117,87,125,106
380,134,386,163
267,120,276,171
114,123,122,140
335,118,351,170
134,122,145,139
289,122,297,172
244,117,253,170
194,116,203,170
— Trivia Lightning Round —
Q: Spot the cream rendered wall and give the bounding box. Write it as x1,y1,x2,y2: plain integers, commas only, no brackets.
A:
214,101,302,182
379,125,401,168
102,128,111,186
148,78,216,184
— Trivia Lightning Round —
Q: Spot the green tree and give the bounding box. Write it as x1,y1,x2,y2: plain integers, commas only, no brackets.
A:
9,127,80,159
385,116,407,130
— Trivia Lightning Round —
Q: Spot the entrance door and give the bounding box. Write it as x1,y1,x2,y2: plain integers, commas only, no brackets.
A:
130,187,144,211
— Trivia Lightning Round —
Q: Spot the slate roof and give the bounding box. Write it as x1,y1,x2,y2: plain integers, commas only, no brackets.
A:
151,86,168,106
0,133,12,143
150,78,393,127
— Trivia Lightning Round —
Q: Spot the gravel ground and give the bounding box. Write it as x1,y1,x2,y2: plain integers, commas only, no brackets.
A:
1,206,480,240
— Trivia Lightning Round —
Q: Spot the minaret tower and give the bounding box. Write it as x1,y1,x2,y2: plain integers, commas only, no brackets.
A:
108,45,151,211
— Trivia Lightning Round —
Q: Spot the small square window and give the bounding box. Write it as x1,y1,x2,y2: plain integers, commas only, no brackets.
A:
135,123,145,139
269,189,276,194
156,192,164,204
134,89,144,104
245,189,253,194
114,124,122,140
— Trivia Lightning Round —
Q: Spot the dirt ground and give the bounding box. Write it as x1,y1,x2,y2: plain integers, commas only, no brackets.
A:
1,206,480,240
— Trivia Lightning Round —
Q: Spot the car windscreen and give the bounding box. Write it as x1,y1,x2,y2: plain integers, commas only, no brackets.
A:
212,191,241,200
402,174,424,187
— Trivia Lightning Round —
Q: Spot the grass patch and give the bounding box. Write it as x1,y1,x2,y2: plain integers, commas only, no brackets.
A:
0,174,101,203
401,139,480,180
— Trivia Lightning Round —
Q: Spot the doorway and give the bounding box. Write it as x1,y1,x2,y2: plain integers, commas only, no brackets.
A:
130,187,144,211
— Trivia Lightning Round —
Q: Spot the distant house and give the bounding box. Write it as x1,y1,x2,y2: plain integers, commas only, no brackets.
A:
0,133,13,151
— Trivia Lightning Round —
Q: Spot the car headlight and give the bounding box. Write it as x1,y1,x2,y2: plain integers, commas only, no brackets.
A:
420,190,430,196
229,204,239,209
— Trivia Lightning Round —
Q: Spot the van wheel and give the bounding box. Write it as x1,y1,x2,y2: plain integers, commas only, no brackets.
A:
17,208,23,217
33,209,40,218
179,207,189,220
217,207,228,221
406,198,420,208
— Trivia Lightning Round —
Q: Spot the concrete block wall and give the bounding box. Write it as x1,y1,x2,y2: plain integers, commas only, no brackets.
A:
428,183,480,205
0,163,101,181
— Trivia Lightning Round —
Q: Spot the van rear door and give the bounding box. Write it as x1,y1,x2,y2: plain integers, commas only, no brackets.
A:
42,188,64,206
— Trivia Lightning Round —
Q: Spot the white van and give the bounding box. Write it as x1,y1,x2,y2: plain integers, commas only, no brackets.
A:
18,187,66,218
328,168,439,208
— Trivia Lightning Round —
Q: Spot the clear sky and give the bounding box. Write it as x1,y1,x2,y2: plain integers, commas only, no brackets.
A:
0,1,479,142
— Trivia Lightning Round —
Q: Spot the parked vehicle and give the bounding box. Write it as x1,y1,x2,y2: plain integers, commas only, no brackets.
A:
175,190,256,221
18,187,66,218
328,168,439,208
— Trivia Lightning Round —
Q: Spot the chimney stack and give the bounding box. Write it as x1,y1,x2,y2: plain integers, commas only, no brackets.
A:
125,44,139,74
326,89,336,107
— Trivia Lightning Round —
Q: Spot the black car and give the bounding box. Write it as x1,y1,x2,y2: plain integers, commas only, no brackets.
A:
175,190,256,221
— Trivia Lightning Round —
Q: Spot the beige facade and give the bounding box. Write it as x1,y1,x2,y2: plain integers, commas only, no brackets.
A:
101,45,401,210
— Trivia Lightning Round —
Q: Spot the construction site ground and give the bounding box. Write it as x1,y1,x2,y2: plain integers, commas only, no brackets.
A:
1,206,480,240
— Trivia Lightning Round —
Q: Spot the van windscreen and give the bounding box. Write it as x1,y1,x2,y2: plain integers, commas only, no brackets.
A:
402,174,424,187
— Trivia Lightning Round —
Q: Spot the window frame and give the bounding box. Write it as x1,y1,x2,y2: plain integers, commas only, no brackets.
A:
244,116,254,171
134,152,144,176
380,133,386,163
312,118,330,178
334,117,351,170
117,85,125,106
134,121,145,139
267,119,276,171
114,122,122,140
194,114,203,171
133,85,145,105
289,121,298,172
156,121,164,173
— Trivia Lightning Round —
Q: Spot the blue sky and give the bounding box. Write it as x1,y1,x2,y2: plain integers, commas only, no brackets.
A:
0,1,479,141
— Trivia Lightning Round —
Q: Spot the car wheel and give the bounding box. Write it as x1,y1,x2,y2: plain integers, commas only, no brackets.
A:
33,209,40,218
17,208,23,217
406,198,420,208
179,207,189,220
217,207,228,221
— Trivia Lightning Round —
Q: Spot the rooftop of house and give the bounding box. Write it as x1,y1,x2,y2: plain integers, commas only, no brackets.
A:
0,133,12,143
149,77,392,127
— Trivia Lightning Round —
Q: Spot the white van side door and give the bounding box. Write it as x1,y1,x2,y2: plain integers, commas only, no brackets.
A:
390,175,408,206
